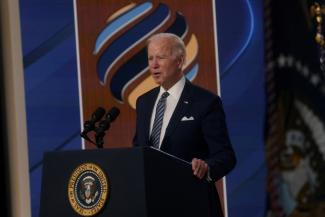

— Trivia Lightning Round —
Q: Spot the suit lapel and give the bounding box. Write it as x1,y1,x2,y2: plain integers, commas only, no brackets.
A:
161,80,193,148
143,88,159,146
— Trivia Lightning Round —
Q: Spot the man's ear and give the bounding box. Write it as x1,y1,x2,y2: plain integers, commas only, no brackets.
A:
178,54,185,70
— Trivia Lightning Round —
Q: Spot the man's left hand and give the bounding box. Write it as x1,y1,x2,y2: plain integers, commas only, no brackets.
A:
191,158,209,179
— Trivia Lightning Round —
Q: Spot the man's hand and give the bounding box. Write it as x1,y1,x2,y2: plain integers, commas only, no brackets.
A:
191,158,209,179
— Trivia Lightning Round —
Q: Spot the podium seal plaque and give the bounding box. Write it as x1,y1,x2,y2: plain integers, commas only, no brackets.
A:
68,163,109,216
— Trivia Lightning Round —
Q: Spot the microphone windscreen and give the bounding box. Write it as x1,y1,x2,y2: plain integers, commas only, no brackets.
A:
91,107,106,122
106,107,120,122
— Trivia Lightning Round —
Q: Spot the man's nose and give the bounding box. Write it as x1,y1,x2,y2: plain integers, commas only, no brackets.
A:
150,58,159,68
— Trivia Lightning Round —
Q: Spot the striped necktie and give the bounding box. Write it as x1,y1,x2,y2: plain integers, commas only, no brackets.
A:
150,92,169,148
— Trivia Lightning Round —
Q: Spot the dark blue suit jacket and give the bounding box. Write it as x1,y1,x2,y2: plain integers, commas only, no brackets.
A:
133,80,236,182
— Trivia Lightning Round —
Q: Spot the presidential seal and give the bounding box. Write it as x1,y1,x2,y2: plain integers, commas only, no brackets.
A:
68,163,109,216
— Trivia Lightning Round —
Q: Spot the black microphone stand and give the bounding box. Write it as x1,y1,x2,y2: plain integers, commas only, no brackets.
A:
80,132,98,147
81,106,120,149
95,120,111,148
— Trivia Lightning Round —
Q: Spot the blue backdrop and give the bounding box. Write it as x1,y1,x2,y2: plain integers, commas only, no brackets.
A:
19,0,266,216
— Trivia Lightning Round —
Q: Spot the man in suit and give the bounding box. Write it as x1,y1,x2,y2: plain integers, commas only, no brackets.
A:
133,33,236,216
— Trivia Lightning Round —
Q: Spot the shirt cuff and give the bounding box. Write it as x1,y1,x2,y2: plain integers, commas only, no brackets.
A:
205,167,213,182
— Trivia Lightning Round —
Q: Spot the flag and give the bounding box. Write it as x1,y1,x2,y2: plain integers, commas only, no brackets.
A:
264,0,325,216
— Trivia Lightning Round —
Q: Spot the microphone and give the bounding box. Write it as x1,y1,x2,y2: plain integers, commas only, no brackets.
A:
95,107,120,148
80,107,106,138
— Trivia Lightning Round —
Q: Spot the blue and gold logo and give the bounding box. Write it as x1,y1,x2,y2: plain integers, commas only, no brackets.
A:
93,1,199,108
68,163,109,216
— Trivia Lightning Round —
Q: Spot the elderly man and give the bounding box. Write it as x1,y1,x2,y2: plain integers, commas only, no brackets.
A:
133,33,236,216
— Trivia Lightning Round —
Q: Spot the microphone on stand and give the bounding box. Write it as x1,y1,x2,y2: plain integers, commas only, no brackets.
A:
80,107,105,144
95,107,120,148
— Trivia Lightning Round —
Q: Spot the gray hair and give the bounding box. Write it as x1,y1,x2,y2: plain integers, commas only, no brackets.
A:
147,33,186,58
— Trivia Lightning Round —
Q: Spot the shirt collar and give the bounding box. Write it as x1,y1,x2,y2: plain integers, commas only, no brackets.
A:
158,76,185,100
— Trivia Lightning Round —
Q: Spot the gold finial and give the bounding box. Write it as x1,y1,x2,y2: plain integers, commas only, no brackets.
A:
315,33,324,46
311,2,325,47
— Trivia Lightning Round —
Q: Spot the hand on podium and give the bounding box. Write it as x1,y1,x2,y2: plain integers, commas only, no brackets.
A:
191,158,209,180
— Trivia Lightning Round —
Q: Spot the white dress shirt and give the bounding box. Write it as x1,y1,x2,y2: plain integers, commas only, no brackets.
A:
149,76,186,149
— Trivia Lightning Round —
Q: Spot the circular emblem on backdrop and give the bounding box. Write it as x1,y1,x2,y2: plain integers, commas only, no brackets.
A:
68,163,109,216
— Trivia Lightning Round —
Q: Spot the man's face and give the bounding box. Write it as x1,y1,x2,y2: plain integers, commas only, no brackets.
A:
147,38,184,90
